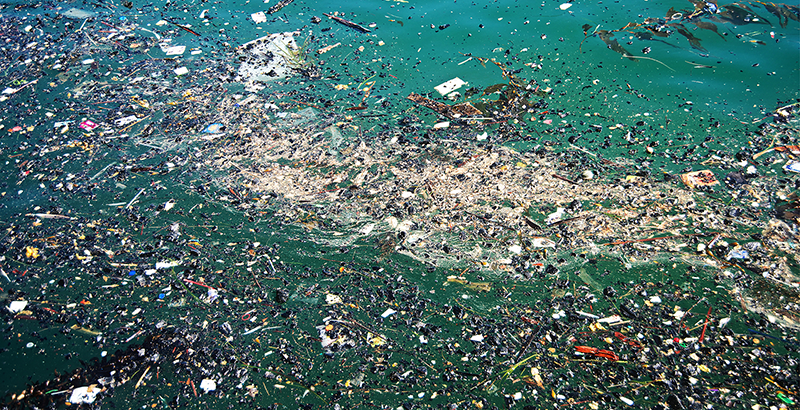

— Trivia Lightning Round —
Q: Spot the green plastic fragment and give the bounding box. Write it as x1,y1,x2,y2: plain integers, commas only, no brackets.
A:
777,392,795,405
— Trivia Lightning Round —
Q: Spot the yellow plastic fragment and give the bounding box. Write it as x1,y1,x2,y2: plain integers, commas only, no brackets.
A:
25,246,39,258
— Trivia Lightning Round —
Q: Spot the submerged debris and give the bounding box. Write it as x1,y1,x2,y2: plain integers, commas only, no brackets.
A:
584,1,799,61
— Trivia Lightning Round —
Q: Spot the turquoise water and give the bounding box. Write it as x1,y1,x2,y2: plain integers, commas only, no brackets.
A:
0,0,798,408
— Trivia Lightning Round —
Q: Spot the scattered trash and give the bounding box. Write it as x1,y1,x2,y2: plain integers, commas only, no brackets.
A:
0,2,797,410
583,1,795,61
235,32,309,92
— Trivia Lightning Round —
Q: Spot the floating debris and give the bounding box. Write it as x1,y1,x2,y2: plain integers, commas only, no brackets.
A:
0,1,798,409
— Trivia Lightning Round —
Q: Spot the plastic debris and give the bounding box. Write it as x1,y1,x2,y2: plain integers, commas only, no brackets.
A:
784,161,800,173
202,123,224,133
434,77,467,96
235,32,304,92
161,45,185,56
0,2,798,409
155,261,180,270
68,385,101,404
199,379,216,393
251,11,267,24
681,169,719,189
7,301,28,314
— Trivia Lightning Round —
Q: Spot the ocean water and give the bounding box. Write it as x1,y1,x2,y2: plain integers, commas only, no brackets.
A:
0,0,798,408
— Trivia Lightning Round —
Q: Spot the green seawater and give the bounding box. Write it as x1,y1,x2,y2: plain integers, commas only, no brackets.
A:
0,0,798,408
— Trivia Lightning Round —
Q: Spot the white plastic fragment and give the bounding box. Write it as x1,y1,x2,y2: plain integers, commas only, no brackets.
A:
251,11,267,24
174,67,189,76
597,315,623,324
114,115,139,126
531,237,556,248
162,45,186,56
69,385,100,404
508,244,523,254
545,207,566,224
783,161,800,173
325,293,343,305
205,288,219,303
649,296,662,304
620,396,634,406
199,378,217,393
358,223,375,235
576,310,599,319
62,8,97,19
434,77,466,96
242,325,263,336
719,317,731,327
8,300,27,313
155,260,180,270
559,3,573,10
470,334,485,342
381,308,397,318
